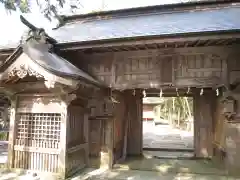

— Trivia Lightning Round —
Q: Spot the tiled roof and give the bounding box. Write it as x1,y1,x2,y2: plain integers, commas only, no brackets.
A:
0,2,240,51
23,41,101,85
0,41,101,86
52,5,240,44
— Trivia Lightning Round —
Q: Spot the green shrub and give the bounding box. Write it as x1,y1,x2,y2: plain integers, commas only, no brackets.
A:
0,132,8,141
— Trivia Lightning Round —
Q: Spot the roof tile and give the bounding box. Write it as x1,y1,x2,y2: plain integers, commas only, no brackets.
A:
53,6,240,43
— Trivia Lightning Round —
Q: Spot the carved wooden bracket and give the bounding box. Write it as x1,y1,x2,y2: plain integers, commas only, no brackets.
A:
59,93,77,106
8,64,42,79
8,64,57,89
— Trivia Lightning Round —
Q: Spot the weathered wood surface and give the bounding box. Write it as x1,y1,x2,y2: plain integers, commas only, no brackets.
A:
219,90,240,175
194,89,215,158
225,122,240,175
70,46,235,89
10,95,62,173
88,89,131,167
213,96,226,150
124,90,143,156
65,102,89,176
112,92,125,163
88,90,115,168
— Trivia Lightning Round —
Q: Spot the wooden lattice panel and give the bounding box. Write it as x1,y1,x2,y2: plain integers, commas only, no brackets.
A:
16,113,61,147
14,151,59,172
13,112,62,172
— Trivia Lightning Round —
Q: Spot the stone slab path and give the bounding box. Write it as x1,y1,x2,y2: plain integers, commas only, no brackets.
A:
84,169,240,180
143,122,194,150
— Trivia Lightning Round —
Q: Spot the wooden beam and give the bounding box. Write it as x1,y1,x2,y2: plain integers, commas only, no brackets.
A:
58,33,240,51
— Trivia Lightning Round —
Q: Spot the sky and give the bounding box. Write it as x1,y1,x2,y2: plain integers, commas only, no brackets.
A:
0,0,189,48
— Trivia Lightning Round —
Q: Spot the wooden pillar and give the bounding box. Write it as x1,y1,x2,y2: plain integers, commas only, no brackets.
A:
194,89,214,158
223,92,240,175
59,97,69,178
84,113,89,166
7,95,17,168
59,93,77,178
125,89,143,156
225,122,240,175
100,118,113,168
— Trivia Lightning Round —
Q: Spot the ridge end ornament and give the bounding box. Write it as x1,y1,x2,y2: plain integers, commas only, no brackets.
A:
20,15,57,45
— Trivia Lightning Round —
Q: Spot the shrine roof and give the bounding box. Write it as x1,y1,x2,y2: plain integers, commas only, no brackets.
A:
0,1,240,51
53,1,240,44
0,40,101,86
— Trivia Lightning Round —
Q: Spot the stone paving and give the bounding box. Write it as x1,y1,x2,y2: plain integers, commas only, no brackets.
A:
142,122,194,150
84,169,240,180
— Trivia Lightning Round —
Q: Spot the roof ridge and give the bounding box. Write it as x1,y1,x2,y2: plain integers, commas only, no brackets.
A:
60,0,239,24
64,4,239,25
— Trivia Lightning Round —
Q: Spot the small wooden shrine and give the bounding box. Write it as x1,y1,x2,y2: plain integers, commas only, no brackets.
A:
0,24,103,178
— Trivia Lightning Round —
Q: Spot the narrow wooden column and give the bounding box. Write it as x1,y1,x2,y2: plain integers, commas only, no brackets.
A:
59,100,68,177
193,89,214,158
125,89,143,156
84,113,89,166
7,95,17,168
59,94,76,178
99,118,114,169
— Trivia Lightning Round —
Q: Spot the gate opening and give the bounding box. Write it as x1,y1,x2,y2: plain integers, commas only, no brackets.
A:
142,96,194,159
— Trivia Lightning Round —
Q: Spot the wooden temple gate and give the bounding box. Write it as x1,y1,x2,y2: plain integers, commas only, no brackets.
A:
60,43,240,175
1,2,240,178
1,33,240,177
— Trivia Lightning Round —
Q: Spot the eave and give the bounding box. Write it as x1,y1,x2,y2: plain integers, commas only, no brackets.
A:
55,29,240,53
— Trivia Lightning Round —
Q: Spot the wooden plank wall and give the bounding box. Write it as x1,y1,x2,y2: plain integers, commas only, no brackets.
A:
88,91,115,168
66,104,88,175
227,51,240,85
79,46,230,89
88,90,128,167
